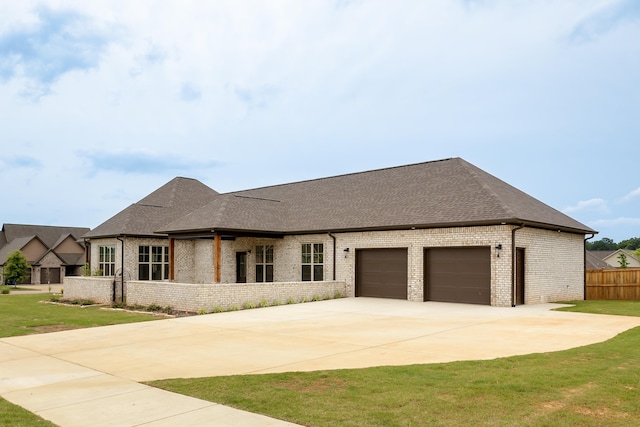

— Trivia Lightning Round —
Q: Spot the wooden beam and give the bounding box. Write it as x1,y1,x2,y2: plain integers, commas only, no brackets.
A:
169,238,175,281
214,235,221,283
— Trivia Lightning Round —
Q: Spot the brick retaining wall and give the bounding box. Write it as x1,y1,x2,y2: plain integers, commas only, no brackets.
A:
64,277,347,313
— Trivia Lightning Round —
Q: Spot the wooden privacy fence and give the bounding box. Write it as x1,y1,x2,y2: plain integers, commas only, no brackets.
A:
586,268,640,300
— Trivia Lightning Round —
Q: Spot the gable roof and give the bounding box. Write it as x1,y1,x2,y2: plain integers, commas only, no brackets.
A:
85,177,219,238
586,251,611,270
161,157,595,235
1,224,90,248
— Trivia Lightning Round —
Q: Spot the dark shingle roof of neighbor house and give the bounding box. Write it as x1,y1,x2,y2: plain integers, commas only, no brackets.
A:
84,177,220,238
159,157,595,235
586,251,612,270
1,224,90,248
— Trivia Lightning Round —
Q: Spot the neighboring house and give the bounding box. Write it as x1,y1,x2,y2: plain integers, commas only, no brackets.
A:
589,250,640,269
585,251,611,270
0,224,90,285
83,157,595,307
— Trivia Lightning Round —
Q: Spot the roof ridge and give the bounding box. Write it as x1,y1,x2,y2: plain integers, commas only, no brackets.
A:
233,195,281,203
229,157,458,194
458,159,516,218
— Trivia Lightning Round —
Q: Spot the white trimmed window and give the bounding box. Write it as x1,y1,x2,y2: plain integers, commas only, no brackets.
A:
138,246,169,280
98,245,116,276
302,243,323,281
255,245,274,282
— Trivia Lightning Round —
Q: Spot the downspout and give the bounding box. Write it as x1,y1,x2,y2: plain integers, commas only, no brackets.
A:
116,235,125,303
584,233,595,301
328,232,336,281
511,224,525,307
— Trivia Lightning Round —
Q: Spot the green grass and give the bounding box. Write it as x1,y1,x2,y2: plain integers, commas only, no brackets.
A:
0,398,57,426
0,293,159,338
554,299,640,316
150,300,640,427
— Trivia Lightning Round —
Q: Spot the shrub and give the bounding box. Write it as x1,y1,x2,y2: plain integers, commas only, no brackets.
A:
272,300,282,306
259,299,269,308
230,305,240,311
312,295,321,302
212,306,224,313
2,288,10,295
146,303,163,312
334,291,344,299
286,297,295,304
243,302,256,310
198,307,207,315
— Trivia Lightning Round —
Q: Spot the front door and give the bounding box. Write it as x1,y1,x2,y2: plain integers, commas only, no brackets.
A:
236,252,247,283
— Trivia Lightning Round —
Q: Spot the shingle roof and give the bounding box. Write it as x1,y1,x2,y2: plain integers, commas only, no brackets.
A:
0,236,36,263
1,224,90,248
161,157,595,235
85,177,219,238
586,251,611,270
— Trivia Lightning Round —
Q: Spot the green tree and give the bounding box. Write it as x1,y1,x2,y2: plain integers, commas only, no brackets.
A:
618,237,640,250
618,252,629,268
4,250,30,285
586,237,617,251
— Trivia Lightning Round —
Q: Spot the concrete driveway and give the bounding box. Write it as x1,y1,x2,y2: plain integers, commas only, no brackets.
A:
2,298,640,426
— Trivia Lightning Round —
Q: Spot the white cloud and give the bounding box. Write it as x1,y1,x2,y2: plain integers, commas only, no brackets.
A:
590,217,640,227
563,198,609,214
621,187,640,202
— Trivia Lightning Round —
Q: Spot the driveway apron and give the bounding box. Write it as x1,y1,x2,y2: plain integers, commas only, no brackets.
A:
2,298,640,426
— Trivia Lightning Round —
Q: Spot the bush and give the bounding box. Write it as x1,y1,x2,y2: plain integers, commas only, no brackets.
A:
1,288,9,295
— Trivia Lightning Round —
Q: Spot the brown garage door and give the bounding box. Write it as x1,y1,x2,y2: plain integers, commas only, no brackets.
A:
41,268,61,284
424,247,490,305
356,248,408,299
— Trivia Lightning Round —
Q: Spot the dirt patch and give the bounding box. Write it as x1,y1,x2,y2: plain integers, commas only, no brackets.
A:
32,324,81,333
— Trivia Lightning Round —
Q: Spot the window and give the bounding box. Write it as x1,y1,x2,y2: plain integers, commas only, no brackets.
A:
255,245,274,282
98,245,116,276
302,243,323,281
138,246,169,280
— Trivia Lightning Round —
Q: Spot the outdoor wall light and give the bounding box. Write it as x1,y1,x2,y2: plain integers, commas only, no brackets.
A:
495,244,502,250
495,244,502,257
344,248,350,252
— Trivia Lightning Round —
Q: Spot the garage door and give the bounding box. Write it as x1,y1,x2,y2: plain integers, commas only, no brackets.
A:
41,268,61,284
424,247,490,305
356,248,408,299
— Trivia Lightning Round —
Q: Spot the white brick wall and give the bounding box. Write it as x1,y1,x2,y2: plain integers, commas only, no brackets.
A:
514,228,584,304
126,280,347,312
86,225,585,308
64,276,113,303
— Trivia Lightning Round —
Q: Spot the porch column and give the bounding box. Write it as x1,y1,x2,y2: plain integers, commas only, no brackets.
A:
169,238,175,281
214,234,221,283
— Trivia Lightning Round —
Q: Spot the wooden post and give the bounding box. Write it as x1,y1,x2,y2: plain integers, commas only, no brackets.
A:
214,235,221,283
169,238,175,281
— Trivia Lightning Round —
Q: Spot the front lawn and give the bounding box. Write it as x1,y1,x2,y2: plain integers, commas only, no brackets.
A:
554,299,640,317
0,397,57,427
150,300,640,426
0,293,159,338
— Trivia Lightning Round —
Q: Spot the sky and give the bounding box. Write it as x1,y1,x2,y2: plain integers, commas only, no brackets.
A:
0,0,639,243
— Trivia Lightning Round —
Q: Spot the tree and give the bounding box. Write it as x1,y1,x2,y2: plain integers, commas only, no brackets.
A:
4,250,30,286
586,237,617,251
617,252,629,268
618,237,640,250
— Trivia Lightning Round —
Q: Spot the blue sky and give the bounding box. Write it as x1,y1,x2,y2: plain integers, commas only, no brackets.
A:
0,0,639,242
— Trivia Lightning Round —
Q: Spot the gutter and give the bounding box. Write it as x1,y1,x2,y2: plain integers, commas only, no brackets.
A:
511,224,525,307
584,233,596,300
328,232,337,281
